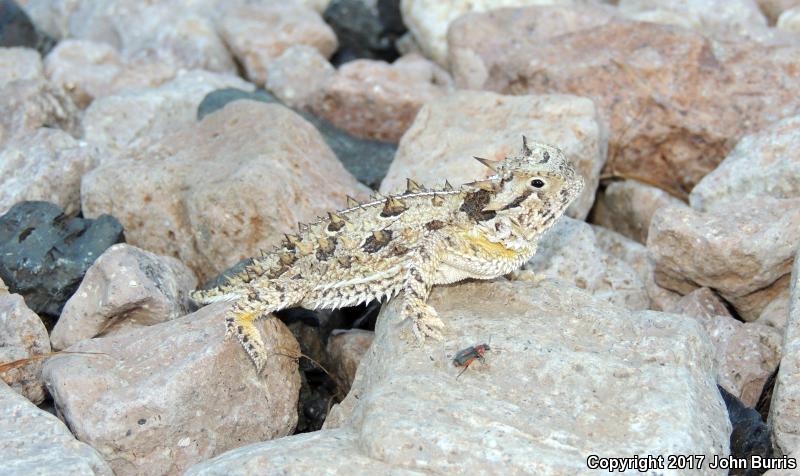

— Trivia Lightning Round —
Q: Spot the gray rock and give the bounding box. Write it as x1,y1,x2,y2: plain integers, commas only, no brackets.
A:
51,244,197,350
189,280,730,474
0,380,112,475
0,292,50,404
42,302,301,476
0,201,124,320
323,0,405,64
0,0,54,54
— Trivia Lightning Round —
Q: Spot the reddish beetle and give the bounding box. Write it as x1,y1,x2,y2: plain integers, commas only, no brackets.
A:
453,343,491,378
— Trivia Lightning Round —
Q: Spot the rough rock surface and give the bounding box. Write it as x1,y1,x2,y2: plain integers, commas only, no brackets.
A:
42,302,300,476
0,380,112,475
690,115,800,212
0,46,42,85
81,70,253,155
669,287,782,406
648,198,800,320
591,179,685,244
326,328,374,392
265,45,335,109
0,73,77,147
448,6,800,197
218,3,337,86
0,201,124,319
525,218,649,310
617,0,769,38
0,127,100,216
769,242,800,457
82,99,369,282
51,244,197,351
189,280,730,474
310,53,453,142
380,90,607,220
0,292,50,404
759,290,791,331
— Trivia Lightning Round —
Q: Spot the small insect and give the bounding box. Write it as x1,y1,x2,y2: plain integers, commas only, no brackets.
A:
453,343,491,378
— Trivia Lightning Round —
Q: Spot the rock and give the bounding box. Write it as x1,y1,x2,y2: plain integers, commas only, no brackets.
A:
196,88,398,189
758,289,791,331
51,244,197,351
0,380,112,475
770,242,800,456
0,201,124,319
265,45,335,109
0,276,7,294
326,329,373,392
591,179,686,244
690,115,800,212
0,46,42,86
448,7,800,197
758,0,800,23
0,292,50,404
669,288,782,406
82,70,253,154
525,217,649,310
719,386,774,474
323,0,405,63
594,226,684,311
190,280,730,474
44,39,177,109
82,100,370,282
218,3,337,86
648,198,800,320
402,0,580,67
617,0,769,38
0,0,54,53
380,90,607,220
0,128,100,216
778,5,800,31
42,301,300,476
310,53,453,142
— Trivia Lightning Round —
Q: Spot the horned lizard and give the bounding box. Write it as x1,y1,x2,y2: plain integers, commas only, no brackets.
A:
192,138,584,372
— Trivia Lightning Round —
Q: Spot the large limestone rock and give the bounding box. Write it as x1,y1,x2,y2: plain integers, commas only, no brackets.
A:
448,6,800,197
42,302,301,476
0,127,101,216
0,380,113,475
188,280,730,474
0,47,42,86
81,99,370,281
0,292,50,404
51,244,197,350
265,45,335,109
690,115,800,212
648,198,800,320
380,91,607,220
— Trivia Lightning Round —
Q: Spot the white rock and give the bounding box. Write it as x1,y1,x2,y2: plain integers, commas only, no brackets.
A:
778,5,800,31
0,47,43,87
618,0,768,36
0,77,78,148
0,380,112,475
0,293,51,404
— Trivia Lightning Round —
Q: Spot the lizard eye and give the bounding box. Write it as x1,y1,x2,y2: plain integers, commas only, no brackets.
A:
531,179,545,188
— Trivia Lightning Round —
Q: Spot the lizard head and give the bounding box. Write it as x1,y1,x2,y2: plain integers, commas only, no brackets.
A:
471,137,584,234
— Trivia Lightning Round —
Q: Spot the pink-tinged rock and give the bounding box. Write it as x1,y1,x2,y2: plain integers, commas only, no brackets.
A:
81,70,253,154
310,53,453,143
380,90,606,220
593,226,683,312
326,329,374,392
0,293,51,404
758,289,791,331
44,39,178,109
0,47,42,86
265,45,335,109
218,3,337,86
690,115,800,212
669,287,782,406
51,244,197,351
591,180,686,244
0,128,101,216
42,302,300,476
648,198,800,320
448,7,800,197
0,77,78,147
81,100,370,282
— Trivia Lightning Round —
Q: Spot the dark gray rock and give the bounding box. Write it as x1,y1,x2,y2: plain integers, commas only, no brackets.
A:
0,0,54,54
0,201,124,321
197,88,396,188
323,0,405,65
719,385,772,476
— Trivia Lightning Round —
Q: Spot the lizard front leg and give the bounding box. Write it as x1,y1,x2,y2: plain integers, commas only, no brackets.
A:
400,239,445,342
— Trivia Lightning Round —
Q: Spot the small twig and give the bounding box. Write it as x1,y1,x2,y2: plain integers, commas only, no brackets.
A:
0,351,108,373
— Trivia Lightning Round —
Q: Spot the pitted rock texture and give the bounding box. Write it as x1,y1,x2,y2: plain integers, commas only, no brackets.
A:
0,72,77,147
0,292,50,404
51,243,197,350
0,380,112,475
380,90,607,220
42,302,301,476
648,198,800,320
81,99,370,282
0,201,124,319
188,280,730,474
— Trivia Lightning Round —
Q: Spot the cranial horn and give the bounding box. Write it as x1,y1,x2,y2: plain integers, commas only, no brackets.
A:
521,135,533,157
473,156,497,172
